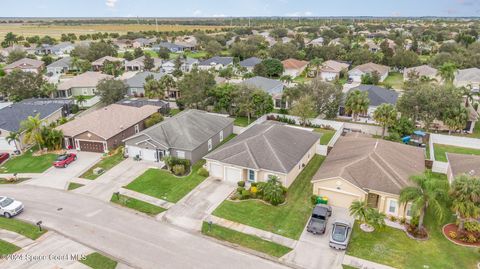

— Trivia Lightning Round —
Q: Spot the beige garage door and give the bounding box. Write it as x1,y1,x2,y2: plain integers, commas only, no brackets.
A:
317,189,361,208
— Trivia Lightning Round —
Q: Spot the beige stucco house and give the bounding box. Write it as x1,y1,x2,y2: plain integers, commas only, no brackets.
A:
57,72,113,98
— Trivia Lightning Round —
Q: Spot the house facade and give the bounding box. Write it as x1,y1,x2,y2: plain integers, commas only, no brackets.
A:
319,60,350,81
282,58,309,78
57,72,113,98
348,62,390,83
3,58,44,74
198,57,233,71
123,71,165,96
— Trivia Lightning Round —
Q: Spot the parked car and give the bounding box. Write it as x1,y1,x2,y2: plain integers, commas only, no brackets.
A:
307,204,332,234
0,196,24,218
0,153,9,164
53,153,77,168
329,220,352,250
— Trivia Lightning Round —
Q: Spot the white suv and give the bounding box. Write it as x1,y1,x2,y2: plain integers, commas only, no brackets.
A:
0,196,24,218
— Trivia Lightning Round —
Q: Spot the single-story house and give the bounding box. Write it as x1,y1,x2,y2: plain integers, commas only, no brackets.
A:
57,72,113,98
125,56,162,72
403,65,438,81
204,122,319,187
446,153,480,182
91,56,125,71
46,56,73,75
319,60,350,81
3,58,44,74
198,56,234,71
241,76,286,109
365,40,380,52
35,42,75,56
132,38,155,48
117,98,170,115
161,57,198,74
0,98,73,152
113,39,133,50
311,135,425,218
124,109,233,163
123,71,165,97
153,42,190,53
454,68,480,91
239,57,262,72
348,62,390,83
340,85,399,118
57,104,158,152
307,37,325,47
282,58,309,78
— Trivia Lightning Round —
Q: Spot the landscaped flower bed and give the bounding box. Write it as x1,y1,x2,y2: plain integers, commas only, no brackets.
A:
229,177,287,206
443,223,480,247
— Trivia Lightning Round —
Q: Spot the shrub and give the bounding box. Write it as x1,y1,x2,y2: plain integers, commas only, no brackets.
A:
399,218,407,225
240,190,251,200
145,112,164,128
250,186,258,194
464,221,480,233
197,167,209,177
236,187,245,194
310,195,318,205
466,234,477,243
231,193,241,200
250,182,258,187
172,164,186,176
449,231,457,239
389,215,397,222
237,181,245,187
262,176,286,205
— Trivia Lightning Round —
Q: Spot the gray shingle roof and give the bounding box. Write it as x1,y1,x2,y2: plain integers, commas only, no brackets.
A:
125,109,234,151
204,122,320,173
350,85,399,106
124,71,165,88
47,56,71,68
447,153,480,178
199,56,233,66
242,76,284,95
0,98,72,132
239,57,262,68
117,98,169,109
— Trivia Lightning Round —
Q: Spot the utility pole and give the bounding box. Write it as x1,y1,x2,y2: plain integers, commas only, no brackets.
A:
155,18,158,32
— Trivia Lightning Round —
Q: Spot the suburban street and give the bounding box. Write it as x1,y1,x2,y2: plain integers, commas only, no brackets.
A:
0,185,289,269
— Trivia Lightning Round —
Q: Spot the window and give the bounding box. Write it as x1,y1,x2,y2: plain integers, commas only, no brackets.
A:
83,89,88,95
406,203,412,218
134,124,140,134
176,150,185,159
387,199,398,215
219,131,224,142
208,139,212,151
248,170,255,182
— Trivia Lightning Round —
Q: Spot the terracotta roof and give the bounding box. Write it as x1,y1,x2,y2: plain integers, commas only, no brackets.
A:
282,58,309,70
447,153,480,178
57,72,113,90
57,104,158,139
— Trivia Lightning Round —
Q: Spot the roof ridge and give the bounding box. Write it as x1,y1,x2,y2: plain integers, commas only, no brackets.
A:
262,131,287,173
244,141,259,169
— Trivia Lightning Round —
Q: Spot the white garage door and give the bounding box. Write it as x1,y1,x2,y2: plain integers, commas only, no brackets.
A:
141,149,158,162
318,189,361,208
210,163,223,179
0,137,16,152
126,146,142,158
225,167,242,183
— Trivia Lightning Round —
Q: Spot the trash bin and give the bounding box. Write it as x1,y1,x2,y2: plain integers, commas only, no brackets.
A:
316,196,328,204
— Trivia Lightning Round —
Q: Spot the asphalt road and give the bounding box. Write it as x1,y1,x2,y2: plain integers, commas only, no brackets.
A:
0,185,289,269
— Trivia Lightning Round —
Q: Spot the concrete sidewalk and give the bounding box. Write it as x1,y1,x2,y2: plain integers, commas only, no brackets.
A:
0,229,35,248
119,188,175,209
343,255,397,269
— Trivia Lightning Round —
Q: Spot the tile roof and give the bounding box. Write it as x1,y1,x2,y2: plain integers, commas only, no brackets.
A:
349,62,389,76
455,68,480,83
320,60,350,73
57,72,113,90
199,56,234,66
4,58,44,70
282,58,309,70
239,57,262,68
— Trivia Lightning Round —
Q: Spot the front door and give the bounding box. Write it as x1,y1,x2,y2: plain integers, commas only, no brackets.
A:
367,193,380,208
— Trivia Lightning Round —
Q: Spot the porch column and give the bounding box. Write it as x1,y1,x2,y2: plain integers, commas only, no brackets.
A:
378,196,386,213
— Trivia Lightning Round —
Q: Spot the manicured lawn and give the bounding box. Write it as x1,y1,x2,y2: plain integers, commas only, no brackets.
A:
212,155,325,239
433,143,480,162
201,222,292,258
314,128,336,145
80,148,124,180
347,212,480,269
185,50,208,59
0,218,46,240
381,72,403,89
80,252,117,269
67,182,84,190
0,239,20,255
232,116,255,127
110,193,166,216
342,265,358,269
0,149,57,173
169,108,181,116
125,160,208,203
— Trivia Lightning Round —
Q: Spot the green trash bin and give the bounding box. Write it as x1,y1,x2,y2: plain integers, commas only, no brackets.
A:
317,196,328,205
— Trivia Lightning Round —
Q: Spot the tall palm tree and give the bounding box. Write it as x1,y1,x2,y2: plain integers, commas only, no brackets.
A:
144,79,164,99
70,56,81,74
279,75,293,86
20,114,44,150
41,83,57,98
345,90,370,121
6,131,20,152
399,172,450,233
159,75,176,100
438,62,457,84
75,95,88,108
373,103,397,138
309,57,323,77
450,174,480,232
443,104,468,135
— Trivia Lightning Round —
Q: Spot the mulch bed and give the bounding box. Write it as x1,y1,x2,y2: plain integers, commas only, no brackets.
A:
442,223,480,247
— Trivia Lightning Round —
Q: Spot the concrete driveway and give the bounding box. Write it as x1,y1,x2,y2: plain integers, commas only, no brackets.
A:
163,177,235,231
281,206,353,269
24,151,102,189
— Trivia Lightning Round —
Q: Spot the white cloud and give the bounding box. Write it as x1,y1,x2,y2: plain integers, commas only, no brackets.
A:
285,11,313,17
105,0,118,8
193,9,202,16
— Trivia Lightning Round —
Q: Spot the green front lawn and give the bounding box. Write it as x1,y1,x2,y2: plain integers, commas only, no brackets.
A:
347,212,480,269
80,252,117,269
381,72,404,89
213,155,325,240
314,128,336,145
201,222,292,258
433,143,480,162
125,160,208,203
0,218,46,240
80,148,124,180
185,51,208,59
0,149,57,173
110,194,166,216
232,116,256,127
169,108,181,116
0,239,20,255
67,182,84,190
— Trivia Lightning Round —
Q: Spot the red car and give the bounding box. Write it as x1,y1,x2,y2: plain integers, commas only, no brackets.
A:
0,153,9,164
53,153,77,168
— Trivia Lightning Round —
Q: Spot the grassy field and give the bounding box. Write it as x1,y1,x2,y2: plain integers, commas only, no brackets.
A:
433,143,480,162
213,155,325,240
0,23,228,39
110,193,166,216
0,150,57,173
0,218,46,240
80,252,117,269
80,148,124,180
382,72,404,89
67,182,84,190
0,239,20,255
314,128,336,145
201,222,292,258
125,160,208,203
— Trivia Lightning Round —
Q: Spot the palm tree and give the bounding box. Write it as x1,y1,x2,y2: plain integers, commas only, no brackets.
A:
75,95,88,108
438,62,457,84
159,75,176,100
70,56,81,74
450,174,480,232
144,79,164,99
443,105,468,135
345,90,370,121
20,114,44,150
262,175,285,206
349,200,386,231
399,172,450,233
309,57,323,77
279,75,293,86
6,131,20,152
373,103,397,138
41,83,57,98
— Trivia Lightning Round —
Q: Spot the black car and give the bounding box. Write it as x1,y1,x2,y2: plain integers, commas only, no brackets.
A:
306,204,332,234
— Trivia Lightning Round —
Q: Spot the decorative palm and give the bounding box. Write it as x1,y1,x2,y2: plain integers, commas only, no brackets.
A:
345,90,370,121
6,131,20,150
438,62,457,84
349,200,386,231
144,79,164,99
279,75,293,85
309,57,323,77
399,172,450,233
262,175,285,206
75,95,88,108
20,114,44,150
443,104,468,135
450,174,480,232
159,75,176,100
373,103,397,138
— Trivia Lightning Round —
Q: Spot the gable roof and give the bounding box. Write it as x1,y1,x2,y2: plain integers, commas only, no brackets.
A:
47,56,71,69
57,72,113,90
239,57,262,68
205,122,320,173
199,56,234,66
57,104,158,139
320,60,350,73
447,153,480,178
124,71,165,88
117,98,169,109
241,76,284,95
125,56,162,68
125,109,233,151
91,56,124,66
282,58,309,70
350,84,399,106
312,135,425,194
349,62,389,76
404,65,438,78
4,58,44,70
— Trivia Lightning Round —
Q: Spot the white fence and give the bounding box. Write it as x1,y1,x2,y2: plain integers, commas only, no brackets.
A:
75,96,101,108
429,133,480,174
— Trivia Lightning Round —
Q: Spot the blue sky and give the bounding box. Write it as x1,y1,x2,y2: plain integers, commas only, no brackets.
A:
1,0,479,17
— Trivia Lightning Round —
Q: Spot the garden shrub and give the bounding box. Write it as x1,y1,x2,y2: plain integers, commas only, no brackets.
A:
310,195,318,205
197,167,209,177
250,186,257,194
449,231,457,239
240,190,251,200
237,181,245,187
172,164,186,176
236,187,245,194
